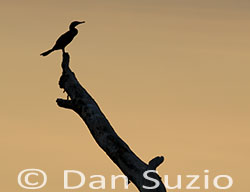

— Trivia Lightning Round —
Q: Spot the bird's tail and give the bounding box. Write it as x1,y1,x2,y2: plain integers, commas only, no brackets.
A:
40,49,54,56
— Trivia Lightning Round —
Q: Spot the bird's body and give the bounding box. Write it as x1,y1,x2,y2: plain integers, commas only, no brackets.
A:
41,21,85,56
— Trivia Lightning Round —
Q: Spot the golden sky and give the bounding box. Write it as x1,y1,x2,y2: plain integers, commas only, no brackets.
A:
0,0,249,191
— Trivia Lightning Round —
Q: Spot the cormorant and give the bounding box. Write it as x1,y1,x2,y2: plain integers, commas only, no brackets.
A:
40,21,85,56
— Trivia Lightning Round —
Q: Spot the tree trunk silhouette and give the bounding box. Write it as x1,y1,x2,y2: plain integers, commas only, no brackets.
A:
56,52,167,192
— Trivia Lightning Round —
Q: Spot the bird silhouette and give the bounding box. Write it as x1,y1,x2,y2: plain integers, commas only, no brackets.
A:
40,21,85,56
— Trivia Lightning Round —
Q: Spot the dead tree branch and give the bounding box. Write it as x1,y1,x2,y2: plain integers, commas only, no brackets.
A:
56,52,166,192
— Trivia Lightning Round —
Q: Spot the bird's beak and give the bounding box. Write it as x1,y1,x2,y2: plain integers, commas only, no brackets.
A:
79,21,85,24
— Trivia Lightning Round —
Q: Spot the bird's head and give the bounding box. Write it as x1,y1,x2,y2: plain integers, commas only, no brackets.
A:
69,21,85,29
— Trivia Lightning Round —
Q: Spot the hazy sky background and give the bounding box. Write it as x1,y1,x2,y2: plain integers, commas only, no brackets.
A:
0,0,249,191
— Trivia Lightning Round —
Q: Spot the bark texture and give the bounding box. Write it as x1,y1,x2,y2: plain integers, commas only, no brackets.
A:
56,52,166,192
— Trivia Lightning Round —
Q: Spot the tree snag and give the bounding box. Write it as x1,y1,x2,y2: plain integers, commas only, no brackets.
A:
56,52,167,192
